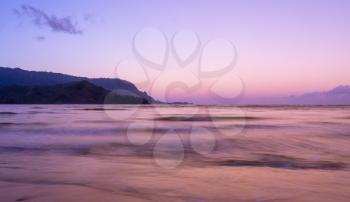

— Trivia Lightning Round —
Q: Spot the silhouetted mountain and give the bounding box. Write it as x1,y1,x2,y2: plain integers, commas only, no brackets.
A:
326,85,350,95
0,67,155,103
241,85,350,105
0,80,150,104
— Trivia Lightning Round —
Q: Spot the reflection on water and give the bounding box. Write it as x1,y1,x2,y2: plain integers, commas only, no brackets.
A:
0,105,350,201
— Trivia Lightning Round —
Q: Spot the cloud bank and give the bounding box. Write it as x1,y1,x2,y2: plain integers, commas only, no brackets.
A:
14,5,83,35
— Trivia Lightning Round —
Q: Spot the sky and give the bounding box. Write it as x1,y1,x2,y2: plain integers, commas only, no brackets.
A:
0,0,349,102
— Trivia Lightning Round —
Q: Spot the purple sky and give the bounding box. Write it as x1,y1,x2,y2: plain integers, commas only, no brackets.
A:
0,0,349,101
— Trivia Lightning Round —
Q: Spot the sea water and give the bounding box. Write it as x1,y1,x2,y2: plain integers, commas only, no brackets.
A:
0,105,349,201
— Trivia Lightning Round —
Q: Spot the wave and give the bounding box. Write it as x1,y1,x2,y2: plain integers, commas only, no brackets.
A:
0,122,49,127
155,115,262,122
78,108,128,111
0,112,17,115
216,154,346,170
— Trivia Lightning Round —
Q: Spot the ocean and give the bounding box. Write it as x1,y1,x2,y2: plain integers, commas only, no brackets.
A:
0,105,349,201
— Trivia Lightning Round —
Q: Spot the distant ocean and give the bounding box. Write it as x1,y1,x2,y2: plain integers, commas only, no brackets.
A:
0,105,349,201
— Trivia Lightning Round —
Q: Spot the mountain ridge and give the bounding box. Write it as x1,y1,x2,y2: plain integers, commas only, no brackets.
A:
0,80,150,104
240,85,350,105
0,67,155,103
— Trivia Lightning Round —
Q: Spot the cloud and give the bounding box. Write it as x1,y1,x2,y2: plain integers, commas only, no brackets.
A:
83,13,94,23
34,36,46,41
14,5,83,35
